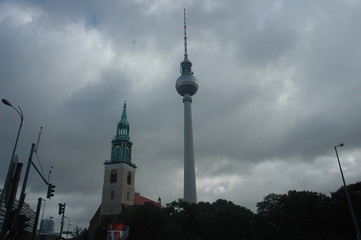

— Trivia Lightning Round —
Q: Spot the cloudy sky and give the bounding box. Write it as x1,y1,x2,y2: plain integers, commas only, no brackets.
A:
1,0,361,231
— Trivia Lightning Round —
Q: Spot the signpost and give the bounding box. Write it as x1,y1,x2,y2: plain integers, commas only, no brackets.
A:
106,223,129,240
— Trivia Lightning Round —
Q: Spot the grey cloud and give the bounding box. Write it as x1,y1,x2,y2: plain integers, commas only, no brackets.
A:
1,0,361,230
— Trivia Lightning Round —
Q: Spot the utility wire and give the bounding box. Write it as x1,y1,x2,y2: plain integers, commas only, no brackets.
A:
32,126,48,185
31,158,48,185
34,152,46,181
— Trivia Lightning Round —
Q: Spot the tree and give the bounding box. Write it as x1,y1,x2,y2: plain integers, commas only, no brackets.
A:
331,181,361,239
118,202,188,240
166,199,253,240
211,199,253,239
252,190,336,240
71,226,87,240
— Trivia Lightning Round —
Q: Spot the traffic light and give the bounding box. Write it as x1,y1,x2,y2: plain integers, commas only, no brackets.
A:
47,183,55,199
17,214,31,233
58,203,66,215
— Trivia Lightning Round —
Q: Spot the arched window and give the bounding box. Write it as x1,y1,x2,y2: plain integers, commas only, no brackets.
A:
127,172,131,185
110,170,117,183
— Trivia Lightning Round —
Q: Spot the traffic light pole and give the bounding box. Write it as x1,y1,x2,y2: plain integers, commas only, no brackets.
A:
17,143,36,213
60,214,65,239
31,197,42,240
4,143,36,239
59,203,66,238
1,128,52,240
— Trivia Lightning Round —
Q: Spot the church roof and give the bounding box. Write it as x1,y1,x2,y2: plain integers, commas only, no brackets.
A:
134,193,160,207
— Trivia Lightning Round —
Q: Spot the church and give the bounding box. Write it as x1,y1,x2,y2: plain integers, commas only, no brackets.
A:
88,102,160,239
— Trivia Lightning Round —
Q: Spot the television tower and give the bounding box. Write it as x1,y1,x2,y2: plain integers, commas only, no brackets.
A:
175,8,199,203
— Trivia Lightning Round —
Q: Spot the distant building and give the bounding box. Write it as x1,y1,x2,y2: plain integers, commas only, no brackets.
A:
0,189,5,230
88,103,160,240
39,217,55,233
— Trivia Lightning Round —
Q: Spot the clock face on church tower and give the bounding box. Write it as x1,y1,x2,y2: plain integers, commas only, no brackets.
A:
115,145,120,150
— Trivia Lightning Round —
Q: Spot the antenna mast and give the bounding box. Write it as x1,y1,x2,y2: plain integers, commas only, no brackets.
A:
184,8,188,60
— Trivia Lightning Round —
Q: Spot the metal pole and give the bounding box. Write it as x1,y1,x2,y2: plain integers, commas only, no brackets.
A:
31,197,42,240
17,143,36,212
40,199,46,226
47,166,53,184
38,199,46,238
66,218,71,239
0,99,23,211
60,204,66,238
11,143,36,237
334,144,361,240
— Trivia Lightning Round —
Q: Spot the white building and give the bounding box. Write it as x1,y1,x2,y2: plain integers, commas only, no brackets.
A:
40,217,55,233
0,188,36,233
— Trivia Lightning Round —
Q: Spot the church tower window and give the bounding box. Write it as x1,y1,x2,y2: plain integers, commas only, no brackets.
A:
127,172,131,185
110,170,117,183
111,191,114,200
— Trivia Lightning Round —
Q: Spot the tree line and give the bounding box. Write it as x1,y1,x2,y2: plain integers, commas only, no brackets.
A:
99,181,361,240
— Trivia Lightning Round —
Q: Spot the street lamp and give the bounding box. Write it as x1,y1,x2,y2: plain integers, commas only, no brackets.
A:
0,98,24,210
334,143,361,240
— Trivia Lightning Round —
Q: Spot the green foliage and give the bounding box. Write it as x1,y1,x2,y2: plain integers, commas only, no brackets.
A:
252,190,341,240
118,202,188,240
114,183,361,240
118,199,253,240
331,181,361,238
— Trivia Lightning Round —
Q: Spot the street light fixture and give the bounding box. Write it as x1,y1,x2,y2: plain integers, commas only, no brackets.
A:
334,143,361,240
0,98,24,210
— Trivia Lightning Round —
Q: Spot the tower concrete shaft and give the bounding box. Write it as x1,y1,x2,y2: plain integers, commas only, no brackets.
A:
183,94,197,203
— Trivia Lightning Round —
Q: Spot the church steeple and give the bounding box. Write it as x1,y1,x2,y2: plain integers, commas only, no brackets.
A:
100,101,136,223
106,102,136,168
116,102,129,140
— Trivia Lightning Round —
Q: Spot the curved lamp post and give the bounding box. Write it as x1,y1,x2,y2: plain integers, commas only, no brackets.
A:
0,98,24,210
334,143,361,240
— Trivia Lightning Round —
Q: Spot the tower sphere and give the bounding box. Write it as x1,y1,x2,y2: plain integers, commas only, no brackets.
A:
176,60,199,96
176,74,199,96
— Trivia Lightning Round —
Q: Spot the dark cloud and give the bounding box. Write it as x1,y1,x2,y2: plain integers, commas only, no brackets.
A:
1,0,361,230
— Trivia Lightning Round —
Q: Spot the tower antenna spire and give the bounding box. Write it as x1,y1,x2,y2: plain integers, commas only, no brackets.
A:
184,8,188,60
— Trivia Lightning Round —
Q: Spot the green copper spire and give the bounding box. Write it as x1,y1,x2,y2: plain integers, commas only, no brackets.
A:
106,102,136,168
116,102,129,140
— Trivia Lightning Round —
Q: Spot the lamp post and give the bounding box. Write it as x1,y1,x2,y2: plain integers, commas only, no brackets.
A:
0,99,24,210
334,143,361,240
